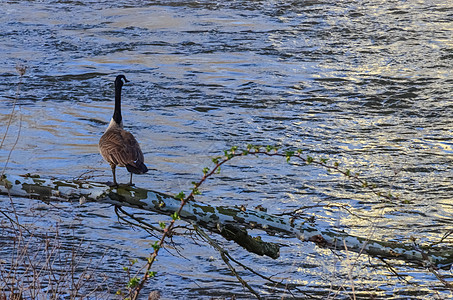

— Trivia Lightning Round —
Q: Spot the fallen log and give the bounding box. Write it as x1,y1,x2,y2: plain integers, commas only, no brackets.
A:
1,173,452,268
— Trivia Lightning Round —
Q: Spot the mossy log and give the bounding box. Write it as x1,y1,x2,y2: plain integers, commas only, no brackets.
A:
1,173,452,268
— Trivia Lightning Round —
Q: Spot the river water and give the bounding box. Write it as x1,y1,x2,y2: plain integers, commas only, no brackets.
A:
0,0,452,299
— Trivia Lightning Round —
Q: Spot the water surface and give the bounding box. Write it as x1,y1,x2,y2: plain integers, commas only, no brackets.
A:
1,0,452,298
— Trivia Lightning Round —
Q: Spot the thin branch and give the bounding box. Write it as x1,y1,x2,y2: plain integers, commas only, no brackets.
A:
412,241,453,291
196,225,308,298
430,230,453,247
1,113,23,176
1,65,26,175
114,205,162,237
195,225,262,299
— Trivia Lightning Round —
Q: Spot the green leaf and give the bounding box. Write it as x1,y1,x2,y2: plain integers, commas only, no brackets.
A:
152,241,160,251
159,221,166,229
127,277,140,289
175,191,185,200
306,155,314,164
212,156,222,164
202,167,209,175
285,151,294,162
285,150,294,157
172,212,180,221
148,271,157,278
192,187,201,195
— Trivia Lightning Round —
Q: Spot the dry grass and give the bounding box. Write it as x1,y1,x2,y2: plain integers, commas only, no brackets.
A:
0,199,114,299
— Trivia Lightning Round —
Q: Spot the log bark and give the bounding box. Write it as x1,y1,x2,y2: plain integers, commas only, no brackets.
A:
1,174,452,268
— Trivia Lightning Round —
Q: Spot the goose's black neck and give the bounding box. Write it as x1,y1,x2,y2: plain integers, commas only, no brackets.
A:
113,75,128,125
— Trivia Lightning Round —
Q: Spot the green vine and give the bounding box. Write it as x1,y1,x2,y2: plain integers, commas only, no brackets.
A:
127,144,401,299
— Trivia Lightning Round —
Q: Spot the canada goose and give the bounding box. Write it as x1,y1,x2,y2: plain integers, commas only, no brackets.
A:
99,75,148,186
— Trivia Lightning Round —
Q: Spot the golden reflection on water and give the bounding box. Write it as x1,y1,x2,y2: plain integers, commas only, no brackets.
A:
1,0,452,297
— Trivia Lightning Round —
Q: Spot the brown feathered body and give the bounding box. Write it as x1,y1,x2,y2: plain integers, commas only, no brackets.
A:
99,75,148,185
99,121,147,175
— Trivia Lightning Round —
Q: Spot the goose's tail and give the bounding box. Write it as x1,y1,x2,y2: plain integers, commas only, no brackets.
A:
126,161,148,174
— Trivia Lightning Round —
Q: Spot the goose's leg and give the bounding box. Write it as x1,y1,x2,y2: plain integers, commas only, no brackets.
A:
111,164,118,186
129,173,134,186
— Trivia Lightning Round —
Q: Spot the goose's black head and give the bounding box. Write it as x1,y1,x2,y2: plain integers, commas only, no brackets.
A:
115,75,129,90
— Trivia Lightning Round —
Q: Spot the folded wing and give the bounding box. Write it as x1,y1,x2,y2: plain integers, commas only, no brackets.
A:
99,128,148,174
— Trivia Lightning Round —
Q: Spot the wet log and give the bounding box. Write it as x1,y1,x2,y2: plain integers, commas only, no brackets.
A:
1,173,452,268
